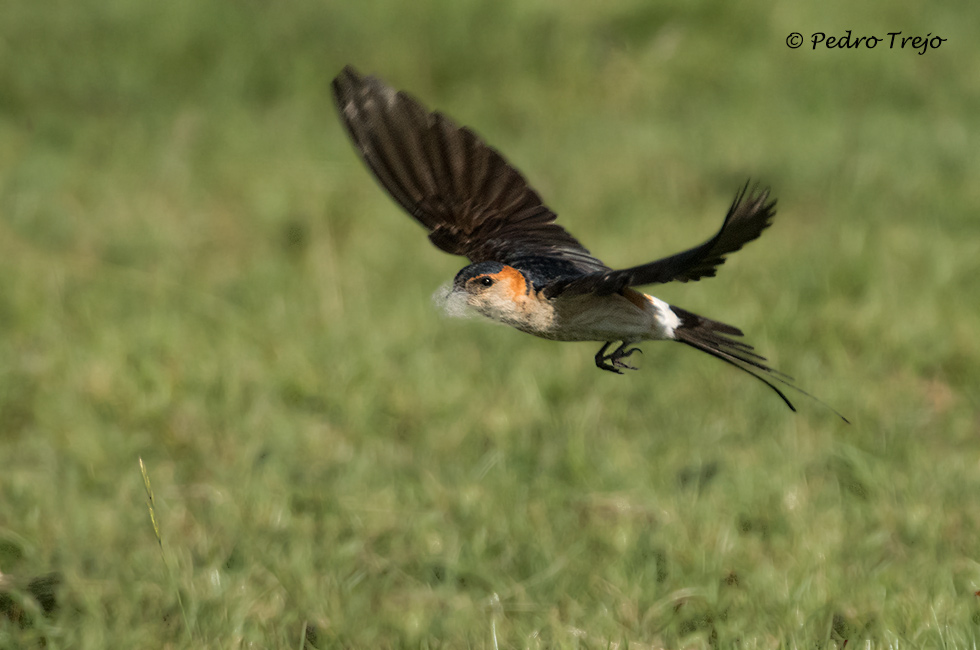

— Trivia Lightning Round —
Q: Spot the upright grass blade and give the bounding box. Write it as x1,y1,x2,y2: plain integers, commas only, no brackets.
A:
139,457,193,640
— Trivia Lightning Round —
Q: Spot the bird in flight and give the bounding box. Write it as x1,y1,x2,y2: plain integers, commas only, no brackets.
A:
332,65,845,418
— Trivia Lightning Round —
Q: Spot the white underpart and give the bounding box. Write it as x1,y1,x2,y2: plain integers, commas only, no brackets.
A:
538,291,678,343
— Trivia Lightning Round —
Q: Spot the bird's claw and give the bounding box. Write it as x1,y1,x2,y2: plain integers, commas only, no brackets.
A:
595,342,642,373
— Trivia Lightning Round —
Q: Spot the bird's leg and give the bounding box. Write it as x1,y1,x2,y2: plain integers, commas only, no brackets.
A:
595,342,618,372
595,341,642,373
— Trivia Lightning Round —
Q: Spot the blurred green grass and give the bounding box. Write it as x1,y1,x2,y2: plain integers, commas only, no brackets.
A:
2,0,979,646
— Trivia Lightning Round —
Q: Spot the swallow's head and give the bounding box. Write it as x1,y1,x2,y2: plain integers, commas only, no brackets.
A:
441,261,531,322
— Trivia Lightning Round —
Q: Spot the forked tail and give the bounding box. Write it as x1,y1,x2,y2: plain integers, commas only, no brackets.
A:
670,305,849,422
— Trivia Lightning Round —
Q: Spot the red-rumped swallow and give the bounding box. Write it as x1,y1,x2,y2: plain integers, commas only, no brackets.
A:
333,66,845,419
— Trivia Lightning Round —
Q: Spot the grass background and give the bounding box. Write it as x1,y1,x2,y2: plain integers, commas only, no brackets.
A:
1,0,979,647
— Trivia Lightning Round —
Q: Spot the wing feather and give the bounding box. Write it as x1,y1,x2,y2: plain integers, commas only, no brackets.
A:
544,184,776,298
332,66,606,273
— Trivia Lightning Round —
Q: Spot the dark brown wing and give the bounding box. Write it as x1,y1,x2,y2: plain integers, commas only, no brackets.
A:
544,184,776,298
332,66,606,273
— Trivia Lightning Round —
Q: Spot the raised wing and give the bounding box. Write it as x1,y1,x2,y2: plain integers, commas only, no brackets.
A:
332,66,606,274
544,184,776,298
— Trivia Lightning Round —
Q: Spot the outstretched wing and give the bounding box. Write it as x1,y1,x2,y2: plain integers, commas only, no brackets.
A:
332,65,607,274
544,184,776,298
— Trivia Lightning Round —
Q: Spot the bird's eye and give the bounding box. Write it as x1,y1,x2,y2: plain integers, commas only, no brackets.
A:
479,276,495,287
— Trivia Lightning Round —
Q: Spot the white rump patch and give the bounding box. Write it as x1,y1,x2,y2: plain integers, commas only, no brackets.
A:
649,296,681,338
